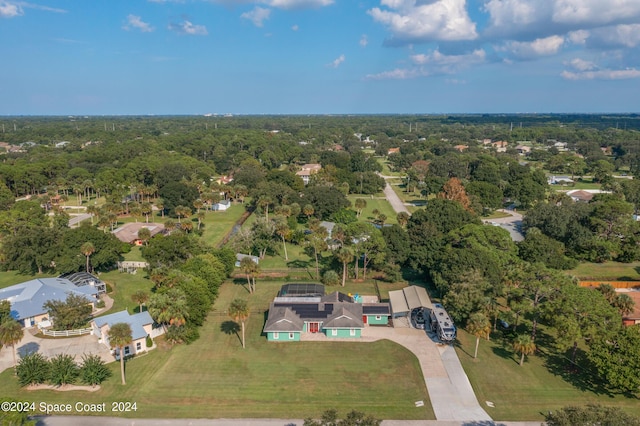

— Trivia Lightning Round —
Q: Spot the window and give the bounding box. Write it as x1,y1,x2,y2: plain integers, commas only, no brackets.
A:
273,332,279,340
331,329,337,336
289,333,294,340
124,346,130,355
375,315,381,320
136,342,142,351
350,328,356,336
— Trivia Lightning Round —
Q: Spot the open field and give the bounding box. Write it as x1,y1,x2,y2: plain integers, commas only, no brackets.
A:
347,195,398,225
566,261,640,281
196,203,249,247
0,279,432,420
99,270,155,314
455,328,640,421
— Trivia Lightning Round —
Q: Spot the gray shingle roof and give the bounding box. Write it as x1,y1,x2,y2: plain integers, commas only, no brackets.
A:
263,304,305,332
93,310,154,341
323,304,363,329
0,278,98,321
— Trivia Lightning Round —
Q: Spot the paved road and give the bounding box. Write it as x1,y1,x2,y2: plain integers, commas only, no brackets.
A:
68,213,93,227
482,209,524,242
382,181,411,215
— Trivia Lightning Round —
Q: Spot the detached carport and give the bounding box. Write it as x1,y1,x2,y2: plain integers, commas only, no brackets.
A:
388,285,432,322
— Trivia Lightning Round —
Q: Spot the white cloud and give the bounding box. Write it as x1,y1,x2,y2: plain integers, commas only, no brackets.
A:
241,6,271,27
567,29,589,45
291,24,299,31
328,54,345,68
123,14,154,32
500,35,565,58
366,67,427,80
266,0,333,9
552,0,640,26
410,48,486,73
0,1,23,17
566,58,597,71
368,0,478,43
590,24,640,48
360,34,368,47
562,68,640,80
168,20,208,35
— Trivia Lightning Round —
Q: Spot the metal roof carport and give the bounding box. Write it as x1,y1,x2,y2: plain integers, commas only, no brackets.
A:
389,285,432,318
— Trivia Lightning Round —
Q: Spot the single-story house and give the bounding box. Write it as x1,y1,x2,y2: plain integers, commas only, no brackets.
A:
58,271,106,294
92,310,161,357
566,190,594,203
235,253,259,267
296,163,322,185
264,284,390,341
0,278,99,328
515,145,532,154
387,147,400,155
112,222,165,245
212,199,231,211
548,175,575,185
622,291,640,326
388,285,432,319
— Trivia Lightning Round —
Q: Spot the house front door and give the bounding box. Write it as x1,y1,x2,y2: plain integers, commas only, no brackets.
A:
309,322,319,333
362,315,368,324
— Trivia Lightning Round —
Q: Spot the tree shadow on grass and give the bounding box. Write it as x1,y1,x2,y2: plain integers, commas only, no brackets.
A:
453,339,473,359
232,277,251,294
220,321,242,346
542,349,615,397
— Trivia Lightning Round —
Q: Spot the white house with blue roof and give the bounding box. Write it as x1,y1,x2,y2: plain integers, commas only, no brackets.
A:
92,310,162,357
0,277,99,328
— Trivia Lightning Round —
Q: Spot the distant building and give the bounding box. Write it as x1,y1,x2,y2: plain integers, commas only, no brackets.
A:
235,253,259,267
566,190,594,203
453,145,468,152
387,147,400,155
295,163,322,185
548,176,574,185
212,199,231,211
112,222,166,245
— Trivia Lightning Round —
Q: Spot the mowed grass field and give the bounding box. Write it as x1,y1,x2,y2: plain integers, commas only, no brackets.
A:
0,279,433,420
566,261,640,281
455,328,640,421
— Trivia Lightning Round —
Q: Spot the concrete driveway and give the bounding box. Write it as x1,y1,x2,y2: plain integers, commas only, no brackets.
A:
483,209,524,242
0,328,113,373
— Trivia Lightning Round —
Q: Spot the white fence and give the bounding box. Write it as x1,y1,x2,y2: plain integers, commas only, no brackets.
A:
40,328,93,337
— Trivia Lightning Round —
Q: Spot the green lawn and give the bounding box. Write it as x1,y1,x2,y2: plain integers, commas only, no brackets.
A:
456,328,640,421
98,270,155,314
348,195,398,225
0,279,433,420
0,271,55,289
199,203,250,247
566,261,640,281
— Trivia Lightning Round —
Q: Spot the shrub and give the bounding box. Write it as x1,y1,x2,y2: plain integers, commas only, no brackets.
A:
79,354,111,386
96,300,106,309
321,270,340,287
165,325,200,345
146,334,153,348
16,352,50,387
49,354,79,386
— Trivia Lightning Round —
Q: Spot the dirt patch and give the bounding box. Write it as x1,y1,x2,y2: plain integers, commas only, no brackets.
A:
26,384,101,392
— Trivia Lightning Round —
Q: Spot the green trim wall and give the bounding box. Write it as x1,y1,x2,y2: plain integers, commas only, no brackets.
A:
324,328,362,338
266,331,300,341
366,314,389,325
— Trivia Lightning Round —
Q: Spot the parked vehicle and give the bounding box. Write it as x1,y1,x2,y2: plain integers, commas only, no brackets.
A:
429,303,456,343
411,308,426,329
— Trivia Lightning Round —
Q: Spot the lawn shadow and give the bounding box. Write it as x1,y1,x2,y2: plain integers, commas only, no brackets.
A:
453,339,473,359
18,342,40,357
542,349,615,397
220,321,242,346
232,277,251,294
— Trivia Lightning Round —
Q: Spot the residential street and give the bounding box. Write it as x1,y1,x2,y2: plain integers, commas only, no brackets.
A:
482,209,525,242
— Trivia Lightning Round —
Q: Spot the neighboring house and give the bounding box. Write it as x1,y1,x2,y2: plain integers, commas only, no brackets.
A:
622,291,640,326
491,141,508,152
295,163,322,185
212,199,231,211
92,310,161,357
453,145,468,152
387,147,400,155
515,145,532,155
59,271,107,294
112,222,165,245
215,175,234,185
263,284,390,342
566,190,594,203
235,253,259,267
0,278,99,328
548,175,574,185
319,221,336,239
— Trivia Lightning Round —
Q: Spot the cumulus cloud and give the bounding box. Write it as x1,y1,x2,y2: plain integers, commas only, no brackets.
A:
410,48,486,73
241,6,271,27
360,34,368,47
0,1,22,17
499,35,565,58
266,0,333,9
566,58,597,71
123,14,154,32
552,0,640,26
588,24,640,48
366,68,427,80
168,20,208,35
328,54,345,68
291,24,299,31
368,0,478,43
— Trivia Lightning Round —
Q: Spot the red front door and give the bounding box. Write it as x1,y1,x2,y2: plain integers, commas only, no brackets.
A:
309,322,319,333
362,315,368,324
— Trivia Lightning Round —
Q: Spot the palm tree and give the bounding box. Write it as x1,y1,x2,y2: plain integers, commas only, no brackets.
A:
467,312,491,359
137,227,151,245
303,204,314,220
0,320,24,372
141,202,152,223
131,290,149,313
354,198,367,217
336,248,353,287
155,198,165,218
80,242,95,273
396,211,410,227
228,299,250,348
86,204,99,225
108,323,133,385
275,220,290,261
193,199,204,214
197,211,205,230
257,196,272,221
615,293,635,316
239,257,258,293
513,334,536,366
174,205,191,224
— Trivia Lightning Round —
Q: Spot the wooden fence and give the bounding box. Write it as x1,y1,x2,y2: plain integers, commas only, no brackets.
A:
40,328,93,337
579,281,640,289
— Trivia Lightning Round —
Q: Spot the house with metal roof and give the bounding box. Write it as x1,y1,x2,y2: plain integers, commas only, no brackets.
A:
263,284,389,341
112,222,165,245
92,310,162,357
0,277,99,328
388,285,432,319
58,271,106,294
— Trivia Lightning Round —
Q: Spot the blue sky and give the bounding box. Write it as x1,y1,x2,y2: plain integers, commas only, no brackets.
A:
1,0,640,115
